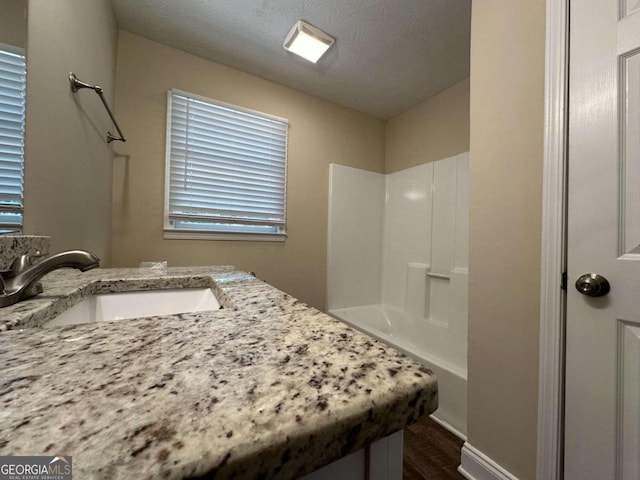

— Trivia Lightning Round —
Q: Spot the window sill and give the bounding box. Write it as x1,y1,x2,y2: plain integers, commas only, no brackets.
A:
164,229,286,242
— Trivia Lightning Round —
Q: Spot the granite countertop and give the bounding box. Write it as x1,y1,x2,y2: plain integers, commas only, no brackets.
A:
0,267,438,479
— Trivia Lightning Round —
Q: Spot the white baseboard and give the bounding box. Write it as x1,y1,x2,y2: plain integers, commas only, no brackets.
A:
428,413,467,442
458,443,519,480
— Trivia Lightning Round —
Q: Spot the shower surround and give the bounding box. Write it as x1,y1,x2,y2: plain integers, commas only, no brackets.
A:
327,153,469,437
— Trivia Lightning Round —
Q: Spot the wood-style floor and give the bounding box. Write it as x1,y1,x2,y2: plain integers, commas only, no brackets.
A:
403,417,465,480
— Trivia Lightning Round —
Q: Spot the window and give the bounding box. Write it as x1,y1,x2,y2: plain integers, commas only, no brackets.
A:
0,45,26,233
165,89,288,241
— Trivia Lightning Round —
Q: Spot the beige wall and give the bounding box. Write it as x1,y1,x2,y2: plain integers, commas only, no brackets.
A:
385,78,470,173
111,32,385,310
0,0,26,49
24,0,117,263
467,1,545,478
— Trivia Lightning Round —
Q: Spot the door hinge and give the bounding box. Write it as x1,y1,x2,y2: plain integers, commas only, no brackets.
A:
561,271,567,290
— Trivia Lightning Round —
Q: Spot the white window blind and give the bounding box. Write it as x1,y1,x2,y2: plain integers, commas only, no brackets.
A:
165,90,288,239
0,46,25,233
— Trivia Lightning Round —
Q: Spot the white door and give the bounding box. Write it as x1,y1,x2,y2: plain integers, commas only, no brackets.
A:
566,0,640,479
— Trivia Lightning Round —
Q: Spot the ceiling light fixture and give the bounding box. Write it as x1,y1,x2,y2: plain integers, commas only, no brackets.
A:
283,20,335,64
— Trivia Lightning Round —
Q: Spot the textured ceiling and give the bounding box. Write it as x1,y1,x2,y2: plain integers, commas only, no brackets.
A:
111,0,470,119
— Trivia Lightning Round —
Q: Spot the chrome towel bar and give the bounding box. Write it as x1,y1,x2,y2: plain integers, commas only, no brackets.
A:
68,72,126,143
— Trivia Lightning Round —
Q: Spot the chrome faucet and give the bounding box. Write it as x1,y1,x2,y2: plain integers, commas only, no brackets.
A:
0,250,100,308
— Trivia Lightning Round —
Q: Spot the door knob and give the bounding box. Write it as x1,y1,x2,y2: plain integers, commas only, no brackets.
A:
575,273,610,297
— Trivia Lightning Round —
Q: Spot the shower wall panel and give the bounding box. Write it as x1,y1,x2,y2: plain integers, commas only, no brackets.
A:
327,164,385,310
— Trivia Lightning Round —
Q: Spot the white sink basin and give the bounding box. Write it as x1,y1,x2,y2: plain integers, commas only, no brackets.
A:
47,288,221,327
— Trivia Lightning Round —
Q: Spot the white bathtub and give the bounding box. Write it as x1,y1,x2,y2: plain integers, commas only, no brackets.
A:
329,304,467,439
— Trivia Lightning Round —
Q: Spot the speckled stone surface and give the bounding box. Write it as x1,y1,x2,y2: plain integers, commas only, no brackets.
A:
0,267,438,479
0,235,50,270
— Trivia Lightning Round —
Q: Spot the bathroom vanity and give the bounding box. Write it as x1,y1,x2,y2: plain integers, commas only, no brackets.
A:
0,266,437,479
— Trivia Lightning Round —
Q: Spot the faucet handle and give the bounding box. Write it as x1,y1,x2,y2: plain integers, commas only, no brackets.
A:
0,259,26,279
10,255,33,274
5,252,47,278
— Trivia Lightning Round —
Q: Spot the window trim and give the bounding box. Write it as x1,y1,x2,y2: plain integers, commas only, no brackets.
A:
163,89,288,241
